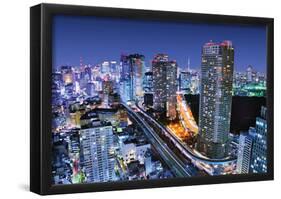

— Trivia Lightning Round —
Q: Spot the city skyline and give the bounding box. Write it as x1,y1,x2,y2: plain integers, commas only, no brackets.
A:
53,15,267,73
51,15,268,184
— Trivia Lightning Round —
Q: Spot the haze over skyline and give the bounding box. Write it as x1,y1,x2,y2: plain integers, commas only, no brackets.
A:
53,15,267,73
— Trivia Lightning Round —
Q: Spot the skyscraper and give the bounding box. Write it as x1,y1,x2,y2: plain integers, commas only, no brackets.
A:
80,122,115,183
152,54,177,120
250,106,267,173
197,40,234,159
236,128,255,174
129,54,145,100
119,54,145,102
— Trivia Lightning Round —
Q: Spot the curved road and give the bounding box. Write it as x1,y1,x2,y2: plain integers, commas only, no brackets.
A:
135,102,236,165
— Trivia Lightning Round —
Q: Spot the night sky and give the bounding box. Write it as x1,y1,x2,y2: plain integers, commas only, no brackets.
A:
53,15,267,73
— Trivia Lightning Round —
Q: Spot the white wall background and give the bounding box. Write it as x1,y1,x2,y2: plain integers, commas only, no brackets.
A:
0,0,279,198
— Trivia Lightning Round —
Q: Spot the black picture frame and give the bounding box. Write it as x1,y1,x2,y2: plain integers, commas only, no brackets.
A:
30,3,274,195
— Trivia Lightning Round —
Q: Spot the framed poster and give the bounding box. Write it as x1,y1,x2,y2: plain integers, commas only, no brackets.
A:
30,3,274,195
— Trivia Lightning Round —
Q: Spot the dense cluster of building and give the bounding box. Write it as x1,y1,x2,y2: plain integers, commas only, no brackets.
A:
51,40,268,184
51,56,174,184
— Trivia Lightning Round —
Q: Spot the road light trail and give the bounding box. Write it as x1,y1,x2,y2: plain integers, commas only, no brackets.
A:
135,102,236,166
177,94,198,135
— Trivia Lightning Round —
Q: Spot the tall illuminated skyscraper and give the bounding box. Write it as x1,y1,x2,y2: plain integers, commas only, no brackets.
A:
197,41,234,159
152,54,177,120
80,122,115,183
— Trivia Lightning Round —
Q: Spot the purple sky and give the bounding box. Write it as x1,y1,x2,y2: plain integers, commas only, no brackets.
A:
53,15,267,73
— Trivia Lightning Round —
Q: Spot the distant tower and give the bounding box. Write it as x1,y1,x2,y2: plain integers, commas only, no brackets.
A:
247,65,253,83
187,57,191,72
80,56,83,67
197,40,234,159
79,56,86,73
152,54,177,120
